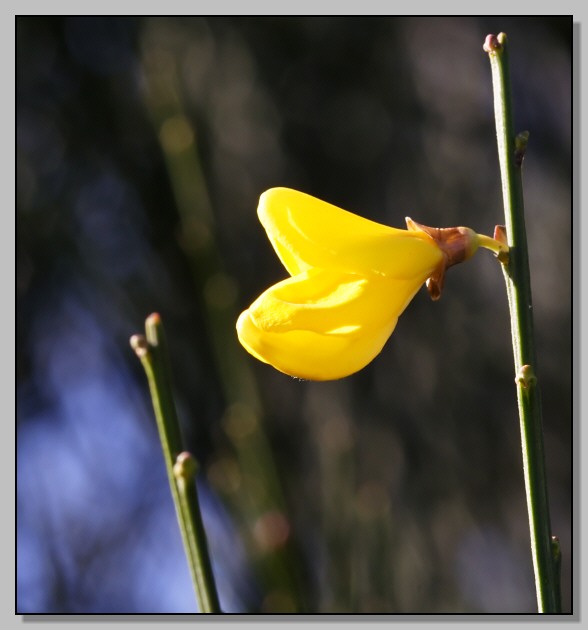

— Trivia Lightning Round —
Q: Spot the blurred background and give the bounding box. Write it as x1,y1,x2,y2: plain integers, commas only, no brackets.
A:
16,16,572,614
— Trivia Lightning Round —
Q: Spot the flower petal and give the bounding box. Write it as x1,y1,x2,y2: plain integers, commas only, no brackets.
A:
237,310,396,380
258,188,443,278
236,268,426,380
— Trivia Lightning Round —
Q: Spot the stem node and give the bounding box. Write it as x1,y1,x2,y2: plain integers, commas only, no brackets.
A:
515,364,537,390
515,131,530,167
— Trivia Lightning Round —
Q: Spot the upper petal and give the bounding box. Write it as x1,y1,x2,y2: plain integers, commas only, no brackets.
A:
258,188,443,278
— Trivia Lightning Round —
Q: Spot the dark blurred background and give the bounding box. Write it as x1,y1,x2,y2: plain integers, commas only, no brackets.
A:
16,16,572,614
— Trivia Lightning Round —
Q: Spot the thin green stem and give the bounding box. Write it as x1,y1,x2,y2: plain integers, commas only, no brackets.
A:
174,452,222,613
130,314,221,613
477,233,509,260
484,33,560,613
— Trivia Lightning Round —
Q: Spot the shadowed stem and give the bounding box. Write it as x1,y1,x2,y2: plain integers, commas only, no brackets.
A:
130,313,221,613
484,33,561,613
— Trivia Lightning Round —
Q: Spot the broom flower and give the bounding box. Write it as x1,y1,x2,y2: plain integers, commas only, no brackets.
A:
236,188,507,381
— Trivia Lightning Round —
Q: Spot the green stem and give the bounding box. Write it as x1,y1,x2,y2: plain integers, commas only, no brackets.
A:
174,452,222,613
130,314,221,613
484,33,560,613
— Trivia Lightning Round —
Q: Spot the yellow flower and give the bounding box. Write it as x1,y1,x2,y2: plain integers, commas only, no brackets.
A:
236,188,506,381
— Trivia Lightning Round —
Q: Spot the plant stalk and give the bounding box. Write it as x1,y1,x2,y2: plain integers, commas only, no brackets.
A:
130,313,221,613
484,32,560,613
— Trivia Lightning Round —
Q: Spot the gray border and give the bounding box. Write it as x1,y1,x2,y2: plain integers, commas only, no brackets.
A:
10,8,581,629
14,614,579,624
571,18,581,624
574,13,581,621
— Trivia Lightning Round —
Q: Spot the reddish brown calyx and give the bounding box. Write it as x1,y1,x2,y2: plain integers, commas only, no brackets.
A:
406,218,480,301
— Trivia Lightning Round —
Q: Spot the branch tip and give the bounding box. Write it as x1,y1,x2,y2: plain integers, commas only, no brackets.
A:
483,34,502,54
130,334,149,357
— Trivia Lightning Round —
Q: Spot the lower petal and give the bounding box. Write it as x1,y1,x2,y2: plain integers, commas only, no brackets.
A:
237,308,398,380
247,269,420,335
237,268,429,380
